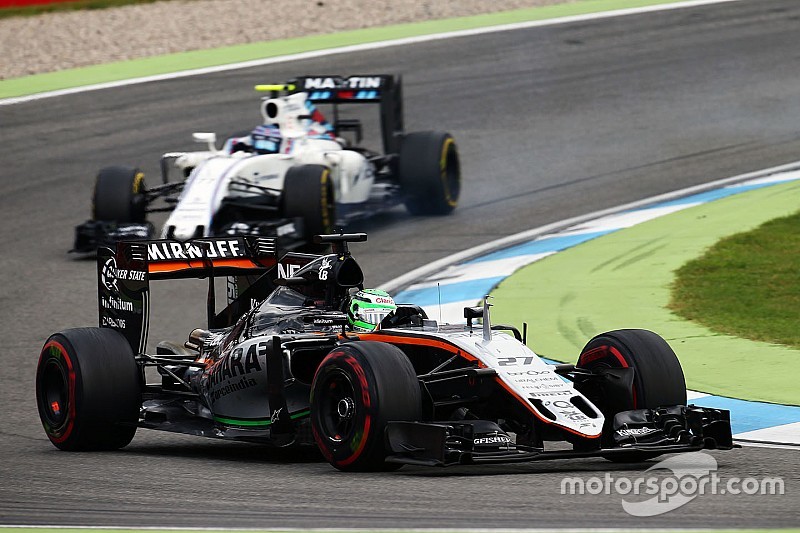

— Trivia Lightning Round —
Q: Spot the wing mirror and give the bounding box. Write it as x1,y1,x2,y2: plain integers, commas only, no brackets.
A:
192,132,218,151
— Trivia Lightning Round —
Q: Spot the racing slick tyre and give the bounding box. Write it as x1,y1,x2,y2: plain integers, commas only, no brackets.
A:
36,328,141,451
577,329,686,462
93,166,147,223
311,342,421,472
398,131,460,215
282,164,335,245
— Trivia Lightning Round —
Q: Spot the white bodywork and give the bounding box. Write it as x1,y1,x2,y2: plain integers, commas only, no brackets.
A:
161,92,374,240
374,298,605,439
431,329,604,438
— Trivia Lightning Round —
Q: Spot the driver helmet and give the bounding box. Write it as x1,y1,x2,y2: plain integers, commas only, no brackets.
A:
347,289,397,332
250,124,283,154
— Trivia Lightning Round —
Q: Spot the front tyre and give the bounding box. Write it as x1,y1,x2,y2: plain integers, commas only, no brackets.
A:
578,329,686,409
93,166,147,223
311,342,421,471
36,328,141,451
577,329,686,462
399,131,460,215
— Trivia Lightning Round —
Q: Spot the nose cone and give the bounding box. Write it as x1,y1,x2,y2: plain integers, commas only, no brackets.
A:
162,223,206,240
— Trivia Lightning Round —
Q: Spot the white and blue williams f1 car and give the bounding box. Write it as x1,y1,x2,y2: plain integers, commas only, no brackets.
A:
73,75,461,253
39,234,733,471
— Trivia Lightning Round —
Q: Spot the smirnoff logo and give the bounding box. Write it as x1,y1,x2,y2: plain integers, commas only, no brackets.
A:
147,239,245,261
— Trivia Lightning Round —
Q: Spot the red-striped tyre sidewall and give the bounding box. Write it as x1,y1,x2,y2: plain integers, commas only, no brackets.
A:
310,342,420,472
35,328,141,451
36,339,77,445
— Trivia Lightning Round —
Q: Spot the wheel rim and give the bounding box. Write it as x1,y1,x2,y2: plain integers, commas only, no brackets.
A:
40,359,69,428
318,369,358,443
580,343,638,409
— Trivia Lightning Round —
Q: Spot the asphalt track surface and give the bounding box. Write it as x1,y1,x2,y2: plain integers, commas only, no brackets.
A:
1,0,799,528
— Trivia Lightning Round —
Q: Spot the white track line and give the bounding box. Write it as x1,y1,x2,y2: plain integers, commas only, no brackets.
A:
0,525,768,533
381,160,800,293
0,0,743,107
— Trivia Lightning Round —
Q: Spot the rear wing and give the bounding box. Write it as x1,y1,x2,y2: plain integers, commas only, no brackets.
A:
97,237,318,354
257,74,404,155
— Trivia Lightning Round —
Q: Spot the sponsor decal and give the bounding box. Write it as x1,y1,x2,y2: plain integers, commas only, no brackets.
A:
116,269,145,281
210,376,257,402
226,277,238,302
617,427,659,437
277,263,301,279
304,76,383,90
304,78,338,89
507,369,553,376
318,257,332,281
102,259,146,286
147,239,244,261
101,295,134,312
207,341,265,389
528,390,573,397
540,399,594,426
519,381,566,391
101,316,126,329
474,434,512,445
270,407,283,424
101,257,118,291
513,376,561,383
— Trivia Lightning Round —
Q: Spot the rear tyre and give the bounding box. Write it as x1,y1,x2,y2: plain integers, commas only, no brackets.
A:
36,328,141,451
398,131,460,215
93,166,147,223
577,329,686,462
282,164,335,244
311,342,421,471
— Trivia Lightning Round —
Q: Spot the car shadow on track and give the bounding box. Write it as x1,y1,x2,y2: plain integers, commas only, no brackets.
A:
396,457,664,478
121,437,326,465
120,438,665,477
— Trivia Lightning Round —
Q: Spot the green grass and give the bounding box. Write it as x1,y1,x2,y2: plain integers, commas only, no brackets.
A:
0,0,164,20
490,179,800,405
670,211,800,348
1,0,696,98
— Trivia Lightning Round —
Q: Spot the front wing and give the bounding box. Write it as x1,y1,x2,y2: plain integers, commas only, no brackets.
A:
385,405,733,467
73,220,154,253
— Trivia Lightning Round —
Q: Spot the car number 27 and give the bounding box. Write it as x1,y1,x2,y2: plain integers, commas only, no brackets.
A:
497,356,535,366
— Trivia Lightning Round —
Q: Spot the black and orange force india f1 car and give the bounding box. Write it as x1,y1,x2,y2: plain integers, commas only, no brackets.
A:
37,234,733,471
